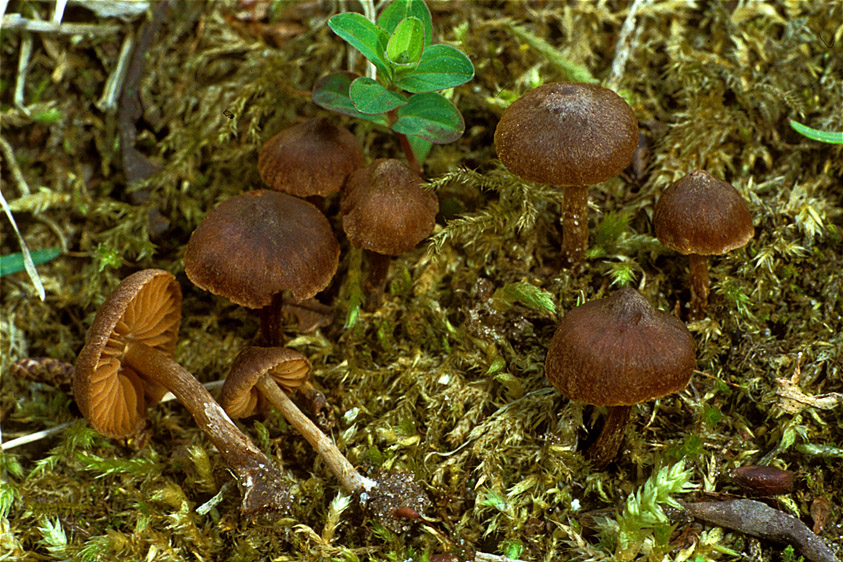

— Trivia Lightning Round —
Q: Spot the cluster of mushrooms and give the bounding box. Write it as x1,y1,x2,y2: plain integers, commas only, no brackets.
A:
74,117,436,522
74,81,756,523
495,81,754,468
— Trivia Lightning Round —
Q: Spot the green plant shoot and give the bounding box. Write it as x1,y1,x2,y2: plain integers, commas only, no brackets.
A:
789,119,843,144
313,0,474,172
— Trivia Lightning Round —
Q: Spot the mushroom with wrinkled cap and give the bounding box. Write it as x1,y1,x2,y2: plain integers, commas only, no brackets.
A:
653,170,754,319
74,269,290,516
494,81,638,269
341,158,438,309
544,287,695,468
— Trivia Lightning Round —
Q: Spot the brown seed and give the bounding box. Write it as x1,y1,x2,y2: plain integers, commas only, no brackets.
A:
729,465,794,496
810,497,832,535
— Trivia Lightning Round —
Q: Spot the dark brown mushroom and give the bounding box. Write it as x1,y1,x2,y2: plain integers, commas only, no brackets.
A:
341,158,438,308
184,189,340,346
74,269,290,515
494,81,638,268
545,287,695,468
653,170,754,319
258,117,365,201
220,346,431,530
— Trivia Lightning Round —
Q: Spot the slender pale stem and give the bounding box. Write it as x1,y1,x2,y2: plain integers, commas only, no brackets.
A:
585,405,631,470
560,185,589,269
688,253,710,320
255,373,377,495
124,341,289,515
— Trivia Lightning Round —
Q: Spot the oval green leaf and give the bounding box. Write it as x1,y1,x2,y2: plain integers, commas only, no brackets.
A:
392,92,464,144
387,17,424,66
349,76,408,114
377,0,432,46
393,44,475,93
328,13,391,78
312,72,390,125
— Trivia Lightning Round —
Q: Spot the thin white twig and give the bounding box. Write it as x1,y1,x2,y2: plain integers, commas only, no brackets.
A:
606,0,650,91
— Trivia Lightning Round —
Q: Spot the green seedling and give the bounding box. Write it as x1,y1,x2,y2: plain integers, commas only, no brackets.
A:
0,247,61,277
789,119,843,144
313,0,474,172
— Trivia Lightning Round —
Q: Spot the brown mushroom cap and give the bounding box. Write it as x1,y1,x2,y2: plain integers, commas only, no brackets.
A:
341,158,438,256
184,190,340,306
220,347,312,418
545,287,695,406
494,81,639,187
74,269,180,438
653,170,754,256
258,117,365,198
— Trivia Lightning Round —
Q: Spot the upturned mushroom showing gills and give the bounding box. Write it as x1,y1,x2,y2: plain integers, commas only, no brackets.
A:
258,116,365,200
544,288,695,469
494,81,638,269
341,158,438,309
653,170,754,320
184,190,340,346
74,269,290,516
220,346,431,531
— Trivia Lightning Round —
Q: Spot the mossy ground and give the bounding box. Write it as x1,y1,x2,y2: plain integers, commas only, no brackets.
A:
1,1,842,561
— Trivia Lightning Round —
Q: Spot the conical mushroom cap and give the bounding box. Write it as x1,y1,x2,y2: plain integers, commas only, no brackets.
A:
494,81,638,187
545,288,695,406
220,347,312,419
74,269,181,438
258,117,365,198
184,190,340,306
653,170,754,256
341,159,438,256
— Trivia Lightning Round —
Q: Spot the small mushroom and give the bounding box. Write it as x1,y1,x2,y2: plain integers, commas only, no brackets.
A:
494,81,638,269
184,189,340,346
653,170,754,319
341,158,438,309
544,287,695,468
258,116,365,204
74,269,290,515
220,346,431,530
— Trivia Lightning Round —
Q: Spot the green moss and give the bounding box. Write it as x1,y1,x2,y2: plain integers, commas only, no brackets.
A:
2,1,842,560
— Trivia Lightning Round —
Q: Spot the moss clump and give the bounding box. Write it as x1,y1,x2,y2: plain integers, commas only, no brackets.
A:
1,1,841,560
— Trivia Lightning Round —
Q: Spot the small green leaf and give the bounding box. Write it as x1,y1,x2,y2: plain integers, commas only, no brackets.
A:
387,17,424,66
328,12,391,78
393,44,475,93
0,247,61,277
312,72,389,126
349,76,408,115
392,92,464,144
492,282,557,316
377,0,432,46
789,119,843,144
406,134,433,164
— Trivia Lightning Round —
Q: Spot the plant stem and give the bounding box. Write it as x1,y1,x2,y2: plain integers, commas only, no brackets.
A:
125,341,290,515
585,405,631,469
688,253,709,320
363,249,391,311
255,373,377,495
560,185,589,269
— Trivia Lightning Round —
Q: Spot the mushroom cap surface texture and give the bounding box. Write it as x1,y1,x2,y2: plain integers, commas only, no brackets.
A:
258,117,365,198
74,269,181,438
494,81,638,187
341,158,439,256
653,170,754,256
184,190,340,306
220,347,312,418
545,288,695,406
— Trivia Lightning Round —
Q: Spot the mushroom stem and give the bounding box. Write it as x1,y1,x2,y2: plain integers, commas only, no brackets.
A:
363,249,391,311
255,373,377,495
585,405,631,469
687,253,709,320
124,341,290,515
260,293,286,347
560,185,589,268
